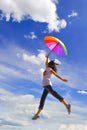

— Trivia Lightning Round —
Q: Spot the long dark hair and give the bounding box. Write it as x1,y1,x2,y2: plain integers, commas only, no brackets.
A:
48,60,57,72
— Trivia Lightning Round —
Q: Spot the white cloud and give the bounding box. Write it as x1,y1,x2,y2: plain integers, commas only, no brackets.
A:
68,10,78,18
47,18,67,32
22,52,45,65
0,0,67,32
0,64,28,80
0,88,87,129
77,90,87,95
24,32,37,40
59,125,87,130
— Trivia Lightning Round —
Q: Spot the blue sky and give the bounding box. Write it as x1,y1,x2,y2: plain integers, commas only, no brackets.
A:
0,0,87,130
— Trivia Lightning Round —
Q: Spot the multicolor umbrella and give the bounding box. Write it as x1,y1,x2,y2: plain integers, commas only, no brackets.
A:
44,36,68,56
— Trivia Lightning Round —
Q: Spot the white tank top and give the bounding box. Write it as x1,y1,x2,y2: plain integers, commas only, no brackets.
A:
42,67,52,86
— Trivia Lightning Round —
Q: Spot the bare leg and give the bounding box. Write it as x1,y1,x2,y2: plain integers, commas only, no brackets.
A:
32,89,48,120
62,99,71,114
35,108,42,116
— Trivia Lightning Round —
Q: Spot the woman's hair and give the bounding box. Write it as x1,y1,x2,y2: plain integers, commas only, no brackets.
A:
48,60,57,72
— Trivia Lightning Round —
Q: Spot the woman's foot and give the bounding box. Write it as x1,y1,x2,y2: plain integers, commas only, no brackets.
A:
67,104,71,114
32,114,40,120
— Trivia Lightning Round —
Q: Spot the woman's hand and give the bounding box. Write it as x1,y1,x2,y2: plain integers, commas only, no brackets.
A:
62,79,68,82
45,54,49,58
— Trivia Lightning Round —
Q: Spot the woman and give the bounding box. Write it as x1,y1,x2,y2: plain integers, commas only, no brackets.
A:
32,55,71,120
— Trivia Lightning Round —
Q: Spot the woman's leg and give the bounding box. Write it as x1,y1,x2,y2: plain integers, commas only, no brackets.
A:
46,85,63,102
46,85,71,114
32,89,49,119
38,88,49,110
62,99,71,114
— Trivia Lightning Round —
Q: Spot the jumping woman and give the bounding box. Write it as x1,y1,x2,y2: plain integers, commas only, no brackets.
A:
32,54,71,120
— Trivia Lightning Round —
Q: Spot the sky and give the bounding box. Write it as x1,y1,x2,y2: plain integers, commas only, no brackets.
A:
0,0,87,130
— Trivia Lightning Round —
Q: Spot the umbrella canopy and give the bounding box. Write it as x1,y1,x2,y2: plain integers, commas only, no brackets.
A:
44,36,68,56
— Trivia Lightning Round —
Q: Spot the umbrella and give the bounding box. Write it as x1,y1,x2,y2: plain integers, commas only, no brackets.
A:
44,36,68,56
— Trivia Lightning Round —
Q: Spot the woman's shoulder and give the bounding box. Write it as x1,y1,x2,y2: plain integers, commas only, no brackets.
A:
46,67,52,71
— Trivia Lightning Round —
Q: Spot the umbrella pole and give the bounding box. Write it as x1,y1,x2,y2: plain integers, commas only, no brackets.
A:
48,49,52,56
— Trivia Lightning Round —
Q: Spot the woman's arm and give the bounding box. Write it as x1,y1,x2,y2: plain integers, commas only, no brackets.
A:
45,54,49,67
51,69,68,82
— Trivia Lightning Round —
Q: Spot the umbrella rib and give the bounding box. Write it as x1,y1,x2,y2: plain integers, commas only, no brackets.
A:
48,43,58,56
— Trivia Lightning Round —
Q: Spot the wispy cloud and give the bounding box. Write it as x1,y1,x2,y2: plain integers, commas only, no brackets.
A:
68,10,78,18
0,42,87,91
0,41,46,91
0,0,67,32
58,61,87,90
77,90,87,95
22,51,45,65
0,88,87,129
24,32,37,40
